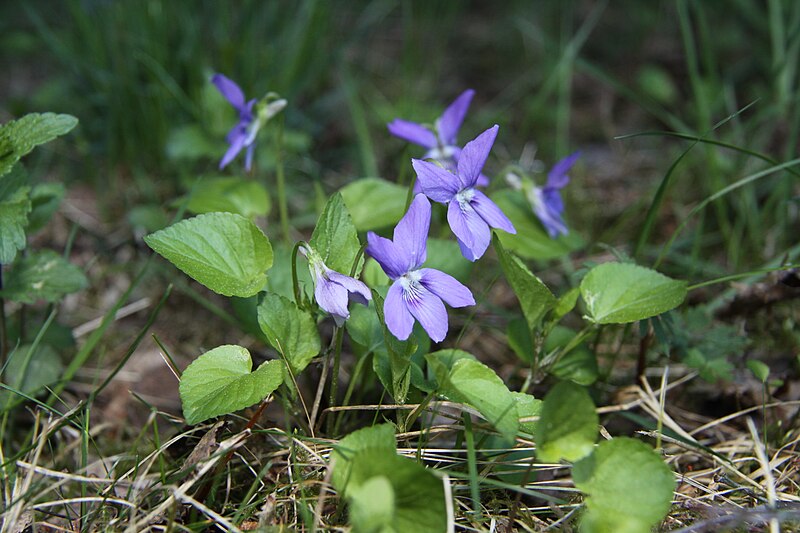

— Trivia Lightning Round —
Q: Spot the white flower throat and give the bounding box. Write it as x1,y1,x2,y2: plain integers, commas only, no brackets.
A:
456,187,476,209
399,270,423,299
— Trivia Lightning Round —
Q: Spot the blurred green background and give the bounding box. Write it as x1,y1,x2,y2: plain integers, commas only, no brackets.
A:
1,0,798,270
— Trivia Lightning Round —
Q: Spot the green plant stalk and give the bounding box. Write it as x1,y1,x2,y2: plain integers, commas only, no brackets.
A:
462,412,481,520
274,118,290,244
291,241,305,307
326,326,345,435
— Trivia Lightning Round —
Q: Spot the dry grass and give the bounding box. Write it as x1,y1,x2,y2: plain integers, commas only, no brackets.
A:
2,363,799,532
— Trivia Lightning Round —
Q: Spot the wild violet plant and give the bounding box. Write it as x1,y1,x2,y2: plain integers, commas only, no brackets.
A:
0,113,88,411
212,73,287,171
144,89,690,532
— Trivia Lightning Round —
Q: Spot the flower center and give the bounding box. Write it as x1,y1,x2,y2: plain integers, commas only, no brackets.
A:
455,187,475,209
399,270,423,300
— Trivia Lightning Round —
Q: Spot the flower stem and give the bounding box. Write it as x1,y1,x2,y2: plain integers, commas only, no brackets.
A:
274,117,290,244
326,325,345,435
291,241,305,307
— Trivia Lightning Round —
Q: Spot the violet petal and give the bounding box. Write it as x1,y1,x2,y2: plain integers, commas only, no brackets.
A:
447,200,492,261
411,159,460,203
219,132,247,169
327,271,372,307
547,151,580,189
212,73,246,111
315,275,350,320
419,268,475,308
437,89,475,146
385,280,415,341
404,284,448,343
387,119,437,148
366,232,409,279
393,194,430,270
471,189,516,234
457,125,499,188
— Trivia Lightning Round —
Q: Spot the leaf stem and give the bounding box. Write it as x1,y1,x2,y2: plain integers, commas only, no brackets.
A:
291,241,305,306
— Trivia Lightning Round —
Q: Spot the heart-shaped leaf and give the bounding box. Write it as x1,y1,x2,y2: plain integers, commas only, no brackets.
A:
332,425,446,533
573,438,675,533
0,250,87,304
580,262,687,324
186,177,271,218
145,212,273,297
428,354,519,442
535,381,598,463
257,292,320,375
340,177,408,231
179,344,284,425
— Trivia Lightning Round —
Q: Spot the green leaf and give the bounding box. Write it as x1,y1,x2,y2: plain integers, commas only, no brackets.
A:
0,344,63,411
0,185,31,264
179,344,284,425
513,392,542,435
550,348,599,386
746,360,770,383
0,162,28,200
310,192,362,275
336,424,450,532
186,177,271,218
506,317,535,363
493,234,556,331
340,177,408,231
573,438,675,533
331,424,397,493
348,476,396,533
144,212,273,297
535,381,598,463
256,292,320,375
0,113,78,178
425,349,477,387
580,262,687,324
432,356,519,442
491,189,581,260
546,326,598,386
346,449,447,533
27,182,65,233
166,124,218,161
553,286,581,320
362,258,390,287
0,250,87,304
347,301,385,354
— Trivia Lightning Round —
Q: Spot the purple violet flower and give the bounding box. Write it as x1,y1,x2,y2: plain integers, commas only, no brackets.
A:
366,195,475,342
387,89,489,187
517,152,578,238
212,73,286,172
412,125,516,261
301,244,371,326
